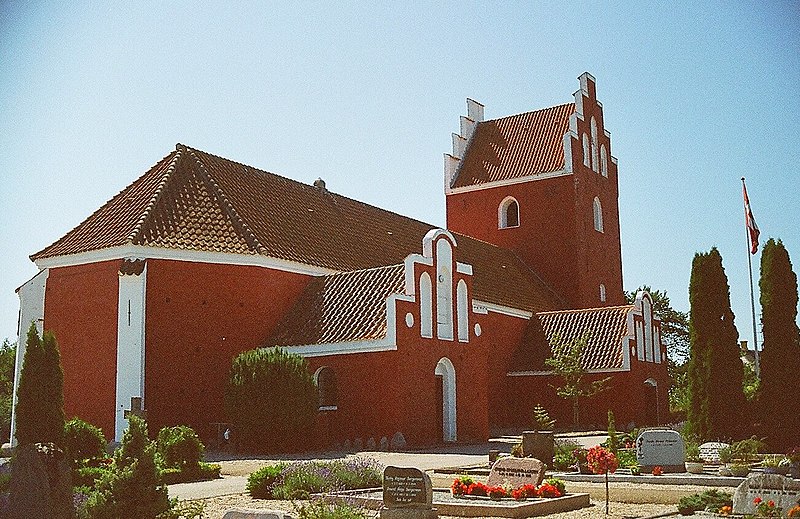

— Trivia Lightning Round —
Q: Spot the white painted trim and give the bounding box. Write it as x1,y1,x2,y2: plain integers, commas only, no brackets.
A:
403,253,432,296
423,228,457,258
319,405,338,412
506,367,630,377
474,300,532,319
115,263,147,442
455,262,472,275
11,268,49,446
34,244,338,276
435,357,457,442
446,169,572,195
497,196,521,229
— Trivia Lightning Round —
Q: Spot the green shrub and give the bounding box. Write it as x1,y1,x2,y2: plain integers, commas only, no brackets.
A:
272,458,383,500
295,500,370,519
156,425,204,471
14,325,65,446
0,473,10,492
616,449,638,468
74,466,111,488
511,443,524,457
677,489,732,515
225,347,317,452
247,463,287,499
161,462,221,485
553,450,575,471
65,418,107,466
83,415,169,519
157,498,205,519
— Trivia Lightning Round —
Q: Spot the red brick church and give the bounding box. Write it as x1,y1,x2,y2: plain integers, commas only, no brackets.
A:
13,73,668,447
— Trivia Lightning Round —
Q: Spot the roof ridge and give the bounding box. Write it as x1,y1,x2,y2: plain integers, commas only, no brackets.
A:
182,145,267,255
482,102,575,124
537,304,634,316
322,263,404,278
126,149,183,244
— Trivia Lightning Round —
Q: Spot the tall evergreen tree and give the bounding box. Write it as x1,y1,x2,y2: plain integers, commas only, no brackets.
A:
758,238,800,449
14,323,66,446
687,248,746,440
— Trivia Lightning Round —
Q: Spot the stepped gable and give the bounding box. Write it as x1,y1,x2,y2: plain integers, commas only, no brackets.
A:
452,103,574,188
268,264,406,346
32,144,565,313
536,305,633,370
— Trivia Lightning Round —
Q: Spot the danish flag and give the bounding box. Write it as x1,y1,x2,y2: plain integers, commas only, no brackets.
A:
742,179,760,255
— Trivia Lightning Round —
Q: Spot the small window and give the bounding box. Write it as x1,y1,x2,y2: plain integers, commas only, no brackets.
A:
315,367,338,410
591,118,599,172
600,144,608,177
582,134,590,167
498,197,520,229
600,284,607,303
593,197,604,233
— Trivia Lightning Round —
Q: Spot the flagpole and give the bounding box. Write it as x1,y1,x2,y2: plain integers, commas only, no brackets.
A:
742,177,760,378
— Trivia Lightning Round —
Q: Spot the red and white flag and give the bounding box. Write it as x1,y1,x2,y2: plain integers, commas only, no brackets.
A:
742,180,760,255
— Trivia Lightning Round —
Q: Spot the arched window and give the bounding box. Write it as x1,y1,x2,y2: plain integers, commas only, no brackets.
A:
419,272,433,338
456,279,469,342
582,134,590,167
436,240,454,341
498,197,520,229
599,284,607,303
593,197,604,232
315,367,338,409
600,144,608,177
591,118,599,172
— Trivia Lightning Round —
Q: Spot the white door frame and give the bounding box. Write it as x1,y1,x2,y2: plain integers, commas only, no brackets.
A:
435,357,457,442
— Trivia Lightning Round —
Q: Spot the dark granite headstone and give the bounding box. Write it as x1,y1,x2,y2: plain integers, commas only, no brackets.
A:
7,443,73,519
733,474,800,516
380,466,437,519
487,457,546,487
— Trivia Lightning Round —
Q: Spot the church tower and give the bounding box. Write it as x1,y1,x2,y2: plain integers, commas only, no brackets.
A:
445,73,624,308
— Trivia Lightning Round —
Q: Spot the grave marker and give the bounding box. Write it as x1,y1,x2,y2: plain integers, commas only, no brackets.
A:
635,428,685,473
699,442,729,463
380,466,437,519
487,457,546,488
733,473,800,516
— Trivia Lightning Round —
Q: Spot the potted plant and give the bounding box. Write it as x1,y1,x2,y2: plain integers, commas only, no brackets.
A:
685,442,704,474
728,463,751,478
718,447,733,476
522,404,556,465
762,455,790,475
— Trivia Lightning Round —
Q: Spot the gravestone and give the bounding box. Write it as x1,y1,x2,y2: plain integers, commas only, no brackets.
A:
390,432,407,451
635,428,685,473
222,509,294,519
487,457,546,488
699,441,729,463
380,436,389,451
733,473,800,516
380,466,437,519
367,437,377,450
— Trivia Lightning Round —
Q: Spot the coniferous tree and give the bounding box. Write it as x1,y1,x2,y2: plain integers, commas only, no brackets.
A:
14,323,65,446
687,248,746,440
758,238,800,449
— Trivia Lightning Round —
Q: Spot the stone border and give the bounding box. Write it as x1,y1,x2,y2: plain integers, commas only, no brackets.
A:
325,488,590,518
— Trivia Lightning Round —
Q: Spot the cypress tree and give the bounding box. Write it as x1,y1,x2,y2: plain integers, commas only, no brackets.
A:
14,323,66,446
758,238,800,449
687,248,746,440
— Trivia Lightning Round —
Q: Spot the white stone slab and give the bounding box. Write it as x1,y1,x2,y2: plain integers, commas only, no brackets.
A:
635,428,685,472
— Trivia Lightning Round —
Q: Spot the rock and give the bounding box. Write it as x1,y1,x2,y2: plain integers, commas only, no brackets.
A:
390,432,407,451
487,456,546,487
7,443,73,519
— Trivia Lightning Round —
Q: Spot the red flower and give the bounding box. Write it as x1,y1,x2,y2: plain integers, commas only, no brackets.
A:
586,446,619,475
754,496,763,504
651,466,663,476
768,500,775,507
537,482,563,498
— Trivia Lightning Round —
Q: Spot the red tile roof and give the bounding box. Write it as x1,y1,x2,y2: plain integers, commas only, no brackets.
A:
451,103,574,188
268,264,406,346
536,305,633,370
33,144,566,314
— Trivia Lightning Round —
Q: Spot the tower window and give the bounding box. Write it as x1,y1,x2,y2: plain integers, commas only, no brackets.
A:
591,118,599,173
582,134,590,167
593,197,604,233
498,197,520,229
600,144,608,177
600,284,607,302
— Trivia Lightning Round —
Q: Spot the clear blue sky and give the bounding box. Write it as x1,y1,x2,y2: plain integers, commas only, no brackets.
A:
1,2,798,348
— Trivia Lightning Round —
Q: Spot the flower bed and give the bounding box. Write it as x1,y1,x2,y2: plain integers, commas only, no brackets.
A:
450,476,565,501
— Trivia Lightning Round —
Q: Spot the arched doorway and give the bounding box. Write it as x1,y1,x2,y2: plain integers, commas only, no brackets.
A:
435,357,457,442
